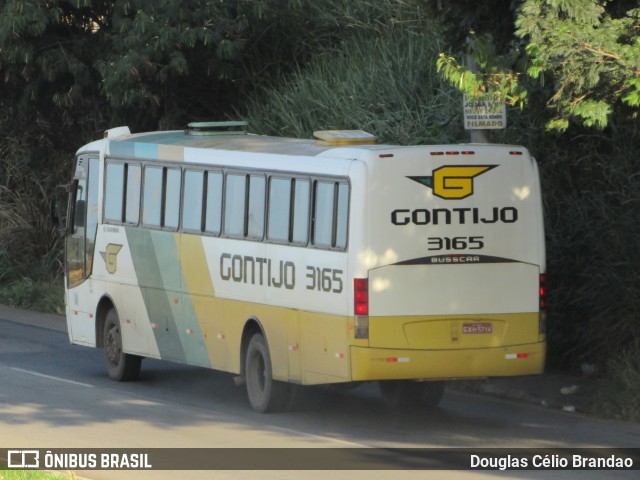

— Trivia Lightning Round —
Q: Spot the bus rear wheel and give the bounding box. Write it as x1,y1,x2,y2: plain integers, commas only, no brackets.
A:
245,333,296,413
103,308,141,381
379,380,445,408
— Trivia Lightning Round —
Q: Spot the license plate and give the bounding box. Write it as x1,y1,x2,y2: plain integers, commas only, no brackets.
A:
462,322,493,334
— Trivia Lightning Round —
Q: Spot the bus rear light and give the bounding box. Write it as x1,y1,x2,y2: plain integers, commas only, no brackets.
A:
430,151,475,156
354,278,369,339
539,274,547,310
354,278,369,315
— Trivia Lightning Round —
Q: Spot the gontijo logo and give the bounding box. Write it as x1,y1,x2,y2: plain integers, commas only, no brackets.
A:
408,165,497,199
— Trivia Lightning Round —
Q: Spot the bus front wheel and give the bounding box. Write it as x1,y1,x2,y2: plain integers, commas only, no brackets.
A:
245,333,295,413
103,308,142,381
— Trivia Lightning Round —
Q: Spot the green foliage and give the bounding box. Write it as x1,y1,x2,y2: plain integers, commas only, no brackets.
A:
436,0,640,131
421,0,519,53
94,0,251,126
516,0,640,131
0,0,324,131
436,34,528,108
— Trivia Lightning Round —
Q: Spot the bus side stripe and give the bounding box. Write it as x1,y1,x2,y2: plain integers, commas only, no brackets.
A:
179,233,217,367
127,228,211,366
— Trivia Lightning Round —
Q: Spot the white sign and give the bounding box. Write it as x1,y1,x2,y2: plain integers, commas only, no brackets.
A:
463,95,506,130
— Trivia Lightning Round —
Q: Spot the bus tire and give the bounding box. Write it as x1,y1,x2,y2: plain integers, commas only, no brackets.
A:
379,380,444,408
103,308,141,381
245,333,295,413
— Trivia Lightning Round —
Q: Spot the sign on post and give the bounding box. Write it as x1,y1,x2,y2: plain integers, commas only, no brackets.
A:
464,95,506,130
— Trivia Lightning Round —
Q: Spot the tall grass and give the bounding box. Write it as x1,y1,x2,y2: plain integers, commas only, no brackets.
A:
0,124,67,314
246,27,464,145
595,340,640,421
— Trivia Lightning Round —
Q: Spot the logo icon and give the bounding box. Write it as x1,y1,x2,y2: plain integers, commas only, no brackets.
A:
100,243,123,274
408,165,497,199
8,450,40,469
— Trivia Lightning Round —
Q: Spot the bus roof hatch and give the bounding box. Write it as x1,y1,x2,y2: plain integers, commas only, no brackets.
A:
314,130,377,146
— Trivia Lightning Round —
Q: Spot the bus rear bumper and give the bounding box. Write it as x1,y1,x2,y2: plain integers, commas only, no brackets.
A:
349,341,546,381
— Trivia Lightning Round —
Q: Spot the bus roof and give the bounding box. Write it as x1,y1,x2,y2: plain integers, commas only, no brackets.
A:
103,130,392,160
78,128,530,168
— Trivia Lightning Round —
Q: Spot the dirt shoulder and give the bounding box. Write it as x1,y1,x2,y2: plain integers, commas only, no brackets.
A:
450,372,604,417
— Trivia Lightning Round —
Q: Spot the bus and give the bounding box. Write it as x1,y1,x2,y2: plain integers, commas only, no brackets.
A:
54,122,546,412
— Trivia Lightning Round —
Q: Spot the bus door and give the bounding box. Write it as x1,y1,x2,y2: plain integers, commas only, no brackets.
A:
58,154,100,345
65,155,100,288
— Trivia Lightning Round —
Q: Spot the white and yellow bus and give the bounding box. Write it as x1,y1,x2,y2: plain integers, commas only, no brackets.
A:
55,122,546,412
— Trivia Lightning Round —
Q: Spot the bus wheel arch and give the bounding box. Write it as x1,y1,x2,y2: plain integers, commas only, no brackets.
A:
95,295,116,348
241,318,296,413
97,298,141,382
240,318,264,379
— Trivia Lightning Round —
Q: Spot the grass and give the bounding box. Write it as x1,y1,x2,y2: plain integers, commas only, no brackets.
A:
245,27,464,145
0,464,76,480
591,342,640,421
0,278,65,315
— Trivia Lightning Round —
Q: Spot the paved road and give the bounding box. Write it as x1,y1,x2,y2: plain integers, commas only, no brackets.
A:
1,306,639,479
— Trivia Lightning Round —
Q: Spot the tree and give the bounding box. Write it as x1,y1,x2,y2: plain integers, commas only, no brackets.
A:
437,0,640,131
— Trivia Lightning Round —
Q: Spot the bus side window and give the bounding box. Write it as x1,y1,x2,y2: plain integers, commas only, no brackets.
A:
183,170,205,232
205,171,223,234
313,180,349,250
164,168,181,229
125,164,141,225
143,166,181,230
224,173,246,237
267,177,291,242
143,166,163,227
292,178,310,245
335,182,349,249
104,163,125,223
313,181,335,248
247,175,265,239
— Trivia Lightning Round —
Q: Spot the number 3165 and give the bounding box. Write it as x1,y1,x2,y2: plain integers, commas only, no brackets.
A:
428,236,484,250
306,267,343,293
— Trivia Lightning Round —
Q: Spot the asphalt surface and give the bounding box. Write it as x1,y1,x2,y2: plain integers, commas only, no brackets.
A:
0,303,599,418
